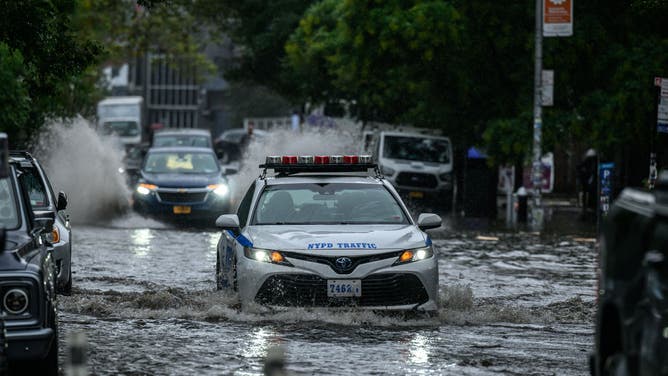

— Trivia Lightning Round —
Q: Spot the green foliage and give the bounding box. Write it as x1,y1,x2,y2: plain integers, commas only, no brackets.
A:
0,0,100,145
0,44,31,142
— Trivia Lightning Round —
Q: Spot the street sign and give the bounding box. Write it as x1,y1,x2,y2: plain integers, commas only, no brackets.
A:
658,77,668,133
599,162,614,217
541,70,554,106
543,0,573,37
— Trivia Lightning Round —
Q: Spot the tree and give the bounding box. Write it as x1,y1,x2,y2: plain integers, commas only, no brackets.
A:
0,0,100,145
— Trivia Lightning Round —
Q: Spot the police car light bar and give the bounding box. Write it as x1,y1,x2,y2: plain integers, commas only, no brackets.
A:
260,155,377,174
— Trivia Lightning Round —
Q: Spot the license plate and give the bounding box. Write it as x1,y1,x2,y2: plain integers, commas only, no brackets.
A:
408,191,424,199
173,205,191,214
327,280,361,297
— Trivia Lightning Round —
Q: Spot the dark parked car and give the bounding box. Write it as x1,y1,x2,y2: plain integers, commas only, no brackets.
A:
214,128,266,164
10,151,71,295
591,172,668,375
0,136,59,374
132,147,232,222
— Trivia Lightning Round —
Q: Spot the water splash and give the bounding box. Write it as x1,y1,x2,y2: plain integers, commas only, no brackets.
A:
32,117,130,223
228,124,361,203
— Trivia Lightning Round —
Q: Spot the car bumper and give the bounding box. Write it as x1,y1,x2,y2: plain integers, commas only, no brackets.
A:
237,253,439,312
133,192,231,220
5,327,55,360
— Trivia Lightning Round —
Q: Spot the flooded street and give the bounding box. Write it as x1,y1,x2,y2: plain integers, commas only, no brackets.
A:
57,216,596,375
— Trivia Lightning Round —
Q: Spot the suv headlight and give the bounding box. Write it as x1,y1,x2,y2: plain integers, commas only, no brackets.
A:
136,183,157,195
244,247,293,266
208,183,229,197
439,172,452,183
3,288,29,315
393,246,434,265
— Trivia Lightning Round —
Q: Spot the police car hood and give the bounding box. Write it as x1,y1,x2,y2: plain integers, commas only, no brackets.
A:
245,224,427,254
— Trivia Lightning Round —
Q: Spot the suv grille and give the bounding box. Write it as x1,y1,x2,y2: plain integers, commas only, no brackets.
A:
255,273,429,307
396,172,438,189
157,191,207,203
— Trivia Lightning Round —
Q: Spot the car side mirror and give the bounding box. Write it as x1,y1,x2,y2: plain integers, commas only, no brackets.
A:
417,213,442,231
33,211,55,233
57,191,68,211
216,214,240,230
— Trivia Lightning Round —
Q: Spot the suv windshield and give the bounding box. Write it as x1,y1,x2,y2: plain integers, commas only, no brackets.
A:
154,135,210,148
253,183,408,225
144,151,219,174
383,135,450,164
0,178,20,229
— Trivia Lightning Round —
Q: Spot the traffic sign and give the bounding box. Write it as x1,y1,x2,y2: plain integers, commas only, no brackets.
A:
544,0,573,37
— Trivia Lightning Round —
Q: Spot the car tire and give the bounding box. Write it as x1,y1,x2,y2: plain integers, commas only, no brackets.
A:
639,308,661,376
232,256,238,292
216,255,223,290
60,269,72,296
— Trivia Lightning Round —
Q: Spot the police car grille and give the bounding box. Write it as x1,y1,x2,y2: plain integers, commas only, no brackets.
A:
157,191,207,203
396,172,438,189
255,274,429,307
282,251,403,274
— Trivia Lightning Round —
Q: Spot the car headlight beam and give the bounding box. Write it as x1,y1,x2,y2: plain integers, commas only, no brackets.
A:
3,288,29,315
244,247,292,266
136,183,157,195
394,246,434,265
208,184,229,197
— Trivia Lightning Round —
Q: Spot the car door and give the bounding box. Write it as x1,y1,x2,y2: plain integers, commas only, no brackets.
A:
221,182,256,274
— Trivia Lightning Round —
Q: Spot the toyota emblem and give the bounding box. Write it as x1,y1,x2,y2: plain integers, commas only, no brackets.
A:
335,257,353,271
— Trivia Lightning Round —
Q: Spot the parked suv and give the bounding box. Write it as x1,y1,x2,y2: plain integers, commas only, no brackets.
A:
10,151,71,295
371,131,454,210
591,172,668,375
0,136,59,374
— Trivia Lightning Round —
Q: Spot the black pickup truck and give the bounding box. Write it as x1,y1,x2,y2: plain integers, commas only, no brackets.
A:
0,134,58,375
592,172,668,375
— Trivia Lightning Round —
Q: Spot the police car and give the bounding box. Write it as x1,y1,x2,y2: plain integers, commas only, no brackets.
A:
215,155,442,312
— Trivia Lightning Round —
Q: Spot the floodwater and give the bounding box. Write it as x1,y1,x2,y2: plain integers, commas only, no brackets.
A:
57,216,597,375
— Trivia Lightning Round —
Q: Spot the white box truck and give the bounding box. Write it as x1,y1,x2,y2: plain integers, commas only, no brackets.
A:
97,96,144,146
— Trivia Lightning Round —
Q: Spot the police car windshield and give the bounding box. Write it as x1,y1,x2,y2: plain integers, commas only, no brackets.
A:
383,135,450,164
0,178,20,229
144,152,219,174
253,183,408,225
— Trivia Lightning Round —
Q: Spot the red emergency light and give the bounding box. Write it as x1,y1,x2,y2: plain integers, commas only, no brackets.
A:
261,154,376,174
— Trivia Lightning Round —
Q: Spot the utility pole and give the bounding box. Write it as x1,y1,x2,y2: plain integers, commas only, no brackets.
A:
531,0,544,231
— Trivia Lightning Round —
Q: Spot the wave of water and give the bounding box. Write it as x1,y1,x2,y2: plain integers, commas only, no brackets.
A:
32,118,130,223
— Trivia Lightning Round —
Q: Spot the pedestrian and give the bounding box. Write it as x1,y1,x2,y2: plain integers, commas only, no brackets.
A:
576,148,597,220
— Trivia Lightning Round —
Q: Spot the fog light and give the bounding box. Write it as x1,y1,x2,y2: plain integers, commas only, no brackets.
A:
3,288,29,315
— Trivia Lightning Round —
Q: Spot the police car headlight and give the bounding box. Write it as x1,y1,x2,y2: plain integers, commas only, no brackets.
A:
208,184,229,197
3,288,29,315
244,247,293,266
381,165,395,176
394,246,434,265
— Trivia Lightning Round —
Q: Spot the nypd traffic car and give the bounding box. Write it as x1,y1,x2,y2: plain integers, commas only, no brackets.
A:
215,155,441,312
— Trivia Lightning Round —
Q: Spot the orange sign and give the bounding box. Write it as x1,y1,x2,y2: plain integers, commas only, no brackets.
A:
544,0,573,37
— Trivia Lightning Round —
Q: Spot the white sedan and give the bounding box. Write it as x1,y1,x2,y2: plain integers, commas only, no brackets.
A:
215,155,442,312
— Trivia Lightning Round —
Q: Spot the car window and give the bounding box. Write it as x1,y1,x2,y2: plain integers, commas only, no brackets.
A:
237,182,256,227
144,152,219,174
154,135,210,147
252,183,408,225
383,135,450,164
0,178,20,229
17,168,50,209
